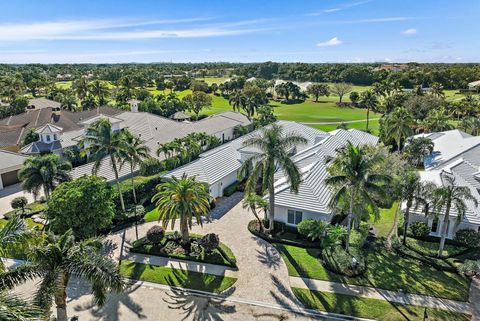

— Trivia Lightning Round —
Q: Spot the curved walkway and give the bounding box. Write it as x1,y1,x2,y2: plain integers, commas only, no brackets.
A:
107,192,302,308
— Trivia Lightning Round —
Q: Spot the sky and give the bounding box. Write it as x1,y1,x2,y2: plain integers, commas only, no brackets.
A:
0,0,479,64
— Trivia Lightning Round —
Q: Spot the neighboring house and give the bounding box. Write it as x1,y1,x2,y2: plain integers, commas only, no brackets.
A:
467,80,480,89
27,97,62,111
0,150,26,190
407,129,480,238
163,121,379,217
170,111,191,122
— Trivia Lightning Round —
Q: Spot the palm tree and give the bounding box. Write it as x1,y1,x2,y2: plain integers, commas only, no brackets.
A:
421,108,454,132
242,193,269,232
359,90,378,131
430,82,445,98
72,78,89,103
118,76,136,100
241,124,307,232
460,116,480,135
0,217,44,320
0,230,124,321
384,107,414,151
326,143,391,250
80,118,128,211
404,137,435,168
89,80,110,106
430,174,478,257
399,171,433,245
57,92,77,111
18,154,72,200
119,131,150,205
157,143,172,159
228,90,246,112
152,174,211,244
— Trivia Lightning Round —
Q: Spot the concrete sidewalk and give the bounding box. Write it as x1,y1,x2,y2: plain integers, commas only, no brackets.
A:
125,252,238,278
290,276,471,314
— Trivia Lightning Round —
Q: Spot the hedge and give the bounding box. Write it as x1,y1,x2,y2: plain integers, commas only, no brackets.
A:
112,174,164,211
247,220,321,248
222,181,239,197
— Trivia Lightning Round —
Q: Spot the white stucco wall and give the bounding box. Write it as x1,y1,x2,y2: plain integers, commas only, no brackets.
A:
208,170,238,198
408,213,479,239
273,205,332,227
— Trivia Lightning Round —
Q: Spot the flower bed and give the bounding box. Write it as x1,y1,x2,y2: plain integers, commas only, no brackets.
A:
130,232,237,268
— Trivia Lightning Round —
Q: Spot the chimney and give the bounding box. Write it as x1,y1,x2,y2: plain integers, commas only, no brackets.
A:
129,99,139,113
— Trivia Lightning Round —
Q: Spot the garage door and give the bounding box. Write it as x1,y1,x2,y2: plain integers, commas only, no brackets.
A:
1,170,20,187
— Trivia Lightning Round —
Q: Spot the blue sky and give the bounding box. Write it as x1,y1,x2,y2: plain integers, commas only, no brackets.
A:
0,0,478,63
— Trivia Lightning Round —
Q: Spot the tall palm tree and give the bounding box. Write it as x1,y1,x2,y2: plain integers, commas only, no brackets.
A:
118,76,136,101
430,174,478,257
359,90,378,131
228,90,246,112
18,154,72,200
0,230,124,321
152,174,211,244
326,143,391,250
57,91,77,111
89,80,110,106
430,82,445,98
0,217,44,320
242,193,269,232
399,171,433,245
119,131,150,204
384,107,414,151
80,118,128,211
241,123,307,232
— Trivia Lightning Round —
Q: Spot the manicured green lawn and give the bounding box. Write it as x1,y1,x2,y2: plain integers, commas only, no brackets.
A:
309,119,380,135
275,243,470,301
293,288,470,321
143,207,160,222
406,237,467,258
0,218,43,229
3,201,47,218
370,202,399,238
119,260,236,293
195,77,229,85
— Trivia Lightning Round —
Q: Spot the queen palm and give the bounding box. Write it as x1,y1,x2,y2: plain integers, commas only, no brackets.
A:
80,118,128,211
57,92,77,111
241,123,307,232
326,143,391,250
421,108,454,132
72,78,88,103
18,154,72,200
152,174,211,244
359,90,378,131
384,107,414,151
430,174,478,257
89,80,110,106
119,131,150,204
399,171,434,245
228,90,246,112
0,230,124,321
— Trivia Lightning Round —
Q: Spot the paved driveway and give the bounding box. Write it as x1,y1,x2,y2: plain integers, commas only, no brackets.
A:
0,184,39,216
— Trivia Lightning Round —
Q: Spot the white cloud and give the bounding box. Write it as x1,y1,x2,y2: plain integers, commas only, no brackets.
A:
316,37,342,47
0,18,267,41
308,0,372,16
401,28,417,35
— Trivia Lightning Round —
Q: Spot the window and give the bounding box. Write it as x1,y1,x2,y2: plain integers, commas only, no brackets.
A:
431,217,439,233
45,135,50,142
287,209,303,225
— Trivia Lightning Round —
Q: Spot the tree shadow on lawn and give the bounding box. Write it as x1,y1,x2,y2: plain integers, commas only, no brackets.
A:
72,282,147,321
163,269,237,321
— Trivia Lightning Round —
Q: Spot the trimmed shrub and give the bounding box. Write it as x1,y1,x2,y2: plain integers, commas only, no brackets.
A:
458,259,480,277
146,225,165,245
321,246,366,277
112,174,163,210
409,221,430,238
140,158,164,176
454,229,480,248
223,181,239,197
297,219,327,241
349,225,369,248
199,233,220,252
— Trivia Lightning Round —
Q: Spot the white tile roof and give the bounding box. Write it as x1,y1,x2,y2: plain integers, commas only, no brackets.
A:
35,123,63,134
0,150,26,172
413,129,480,225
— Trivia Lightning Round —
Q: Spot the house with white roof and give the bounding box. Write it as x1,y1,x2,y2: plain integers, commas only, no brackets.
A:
407,129,480,238
164,122,379,225
0,150,26,190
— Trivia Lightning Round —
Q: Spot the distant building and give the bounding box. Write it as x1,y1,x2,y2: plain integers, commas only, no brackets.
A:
468,80,480,89
170,111,191,122
27,98,61,111
374,64,409,73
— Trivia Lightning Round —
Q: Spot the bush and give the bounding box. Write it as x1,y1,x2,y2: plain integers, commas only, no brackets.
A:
113,174,163,210
146,225,165,244
409,221,430,238
199,233,220,253
223,181,239,197
454,229,480,248
297,219,326,241
458,259,480,277
349,225,369,248
10,197,28,215
321,246,366,277
140,158,165,176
